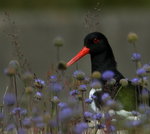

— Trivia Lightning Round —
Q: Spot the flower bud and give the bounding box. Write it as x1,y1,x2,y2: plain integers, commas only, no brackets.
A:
119,79,128,87
25,86,33,94
54,37,64,47
57,61,67,71
127,32,138,43
92,71,101,79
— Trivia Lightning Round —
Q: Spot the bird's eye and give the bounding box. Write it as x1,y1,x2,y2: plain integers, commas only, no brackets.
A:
93,38,100,44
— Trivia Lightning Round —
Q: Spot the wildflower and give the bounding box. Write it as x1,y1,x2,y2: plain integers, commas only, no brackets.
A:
59,108,73,121
78,84,87,92
143,64,150,73
4,93,16,106
57,61,67,71
96,124,105,129
4,67,16,76
22,118,32,128
131,78,141,85
49,75,57,82
93,113,102,120
119,79,128,87
32,116,43,123
74,122,88,134
127,32,138,43
136,68,146,77
90,81,102,89
25,86,33,94
106,99,116,109
36,122,45,129
73,70,85,81
0,112,4,120
34,79,45,89
102,70,114,80
141,88,149,99
54,36,64,47
110,125,116,132
85,98,92,104
6,124,15,131
91,95,97,100
11,107,21,115
84,111,93,119
101,93,110,102
131,53,141,61
18,128,27,134
8,60,20,70
34,92,43,101
51,83,63,92
70,90,79,96
58,102,68,109
106,78,116,86
92,71,101,79
51,96,60,103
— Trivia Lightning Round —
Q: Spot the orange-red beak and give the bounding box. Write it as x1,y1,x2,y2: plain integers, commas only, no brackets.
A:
67,46,90,67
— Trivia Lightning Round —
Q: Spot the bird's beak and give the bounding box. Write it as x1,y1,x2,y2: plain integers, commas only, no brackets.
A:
67,46,90,67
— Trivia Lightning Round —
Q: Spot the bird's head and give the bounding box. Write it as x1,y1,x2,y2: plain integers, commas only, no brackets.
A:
67,32,112,67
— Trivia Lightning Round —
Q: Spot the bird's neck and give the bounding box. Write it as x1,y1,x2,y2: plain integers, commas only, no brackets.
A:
91,51,124,81
91,51,116,72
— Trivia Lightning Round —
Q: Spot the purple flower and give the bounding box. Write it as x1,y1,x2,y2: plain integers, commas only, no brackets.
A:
70,90,79,96
110,125,116,131
74,122,88,134
84,111,93,118
11,107,21,115
101,93,110,101
102,70,114,80
6,124,15,131
96,124,105,129
59,108,73,121
85,98,92,104
35,79,45,85
131,53,141,61
78,84,87,92
136,68,146,76
0,112,4,120
18,128,27,134
91,95,97,100
73,70,85,80
36,122,45,128
93,113,102,120
131,78,140,85
58,102,68,109
49,75,57,82
90,81,101,89
22,118,32,128
32,116,43,123
50,83,63,92
4,93,16,106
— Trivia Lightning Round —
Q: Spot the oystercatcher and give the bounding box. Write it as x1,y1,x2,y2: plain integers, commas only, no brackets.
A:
67,32,145,113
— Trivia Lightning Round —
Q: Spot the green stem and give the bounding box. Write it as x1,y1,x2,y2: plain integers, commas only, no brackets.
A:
113,86,123,100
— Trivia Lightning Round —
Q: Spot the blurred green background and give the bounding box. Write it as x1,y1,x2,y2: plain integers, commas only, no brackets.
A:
1,0,150,9
0,0,150,100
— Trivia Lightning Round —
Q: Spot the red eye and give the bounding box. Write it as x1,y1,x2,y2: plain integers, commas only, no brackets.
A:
93,38,100,44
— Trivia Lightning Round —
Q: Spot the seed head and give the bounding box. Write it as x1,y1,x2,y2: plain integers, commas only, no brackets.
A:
102,70,114,81
57,61,67,71
119,79,128,87
73,70,85,81
54,36,64,47
25,86,33,94
92,71,101,79
127,32,138,43
22,71,34,82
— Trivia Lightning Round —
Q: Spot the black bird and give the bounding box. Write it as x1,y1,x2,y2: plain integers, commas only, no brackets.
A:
67,32,144,112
